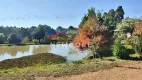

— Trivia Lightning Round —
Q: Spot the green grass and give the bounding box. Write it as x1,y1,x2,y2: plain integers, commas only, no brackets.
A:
130,53,137,57
0,53,66,70
124,45,133,49
0,58,120,80
0,44,30,46
102,56,118,61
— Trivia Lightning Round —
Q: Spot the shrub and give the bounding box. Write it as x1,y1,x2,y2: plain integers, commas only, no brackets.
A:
22,37,30,44
112,40,130,59
42,34,51,44
131,36,142,57
32,39,39,44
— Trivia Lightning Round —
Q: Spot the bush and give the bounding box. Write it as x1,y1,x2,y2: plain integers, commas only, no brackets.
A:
53,36,66,42
131,36,142,57
112,40,130,59
32,39,39,44
22,37,30,44
41,34,51,44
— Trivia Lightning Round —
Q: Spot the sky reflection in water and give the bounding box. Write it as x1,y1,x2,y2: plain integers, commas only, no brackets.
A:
0,44,89,61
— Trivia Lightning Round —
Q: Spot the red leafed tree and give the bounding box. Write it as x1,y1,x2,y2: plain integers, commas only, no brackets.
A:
73,34,91,50
73,16,107,53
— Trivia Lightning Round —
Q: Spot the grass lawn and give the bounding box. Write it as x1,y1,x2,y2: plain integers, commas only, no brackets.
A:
0,56,121,80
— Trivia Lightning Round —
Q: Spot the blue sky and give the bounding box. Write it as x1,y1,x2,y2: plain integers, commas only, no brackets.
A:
0,0,142,29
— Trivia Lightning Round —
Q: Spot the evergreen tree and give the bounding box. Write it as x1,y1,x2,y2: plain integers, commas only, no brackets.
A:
115,6,125,23
102,12,108,25
79,14,88,28
107,9,116,31
87,7,96,18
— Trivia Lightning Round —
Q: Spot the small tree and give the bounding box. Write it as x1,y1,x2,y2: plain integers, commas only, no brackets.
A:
73,9,107,58
131,20,142,57
0,33,5,44
22,37,30,44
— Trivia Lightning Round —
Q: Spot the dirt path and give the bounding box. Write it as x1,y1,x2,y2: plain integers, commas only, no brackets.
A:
36,61,142,80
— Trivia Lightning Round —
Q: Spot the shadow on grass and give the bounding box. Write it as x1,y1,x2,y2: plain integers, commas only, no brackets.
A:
121,57,142,61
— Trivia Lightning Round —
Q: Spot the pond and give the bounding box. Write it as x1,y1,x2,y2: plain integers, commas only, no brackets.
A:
0,44,90,61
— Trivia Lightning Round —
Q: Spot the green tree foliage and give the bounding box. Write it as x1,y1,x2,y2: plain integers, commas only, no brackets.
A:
112,40,129,59
19,27,31,39
0,26,36,40
66,29,78,41
7,33,21,44
79,7,96,28
22,37,30,44
75,6,127,57
115,6,125,23
130,36,142,57
42,25,56,35
0,24,56,44
102,12,107,22
118,19,136,32
32,25,45,43
87,7,96,18
56,26,67,34
32,24,56,44
102,6,125,33
42,34,51,44
33,39,39,44
114,19,138,39
106,9,116,31
66,26,78,41
96,11,103,23
68,26,76,30
0,33,5,44
130,20,142,57
79,6,125,33
79,14,88,28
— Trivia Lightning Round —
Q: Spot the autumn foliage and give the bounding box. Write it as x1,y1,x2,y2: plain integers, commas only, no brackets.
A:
134,20,142,36
73,34,91,50
73,17,107,50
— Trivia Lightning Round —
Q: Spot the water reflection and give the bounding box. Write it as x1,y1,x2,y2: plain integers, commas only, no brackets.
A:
32,45,51,54
0,46,29,56
0,44,89,61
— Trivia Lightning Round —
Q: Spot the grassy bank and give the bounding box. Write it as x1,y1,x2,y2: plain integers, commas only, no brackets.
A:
0,53,66,70
0,43,68,46
0,44,32,46
0,57,121,80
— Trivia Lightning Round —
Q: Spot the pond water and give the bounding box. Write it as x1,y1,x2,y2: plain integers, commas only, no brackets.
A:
0,44,90,61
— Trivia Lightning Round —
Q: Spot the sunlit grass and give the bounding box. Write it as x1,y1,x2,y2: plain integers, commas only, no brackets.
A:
0,58,119,80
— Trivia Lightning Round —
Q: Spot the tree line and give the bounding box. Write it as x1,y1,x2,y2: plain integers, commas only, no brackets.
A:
0,25,78,44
